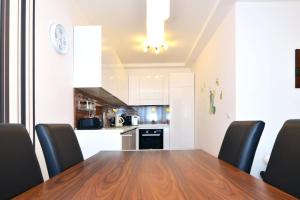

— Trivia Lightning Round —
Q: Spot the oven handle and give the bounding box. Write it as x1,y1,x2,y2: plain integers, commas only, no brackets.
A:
141,134,161,137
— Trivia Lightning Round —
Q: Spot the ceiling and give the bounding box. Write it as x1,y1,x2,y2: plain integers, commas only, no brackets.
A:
74,0,229,67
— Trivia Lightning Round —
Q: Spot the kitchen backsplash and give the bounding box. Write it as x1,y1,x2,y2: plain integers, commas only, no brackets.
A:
132,106,170,124
74,89,170,126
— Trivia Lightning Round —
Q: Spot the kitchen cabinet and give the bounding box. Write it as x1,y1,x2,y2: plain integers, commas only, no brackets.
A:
75,127,137,159
102,48,129,104
129,74,169,105
122,129,136,150
169,72,195,150
73,26,128,104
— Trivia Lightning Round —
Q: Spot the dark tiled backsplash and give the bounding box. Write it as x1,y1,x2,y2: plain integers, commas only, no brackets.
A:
132,106,170,124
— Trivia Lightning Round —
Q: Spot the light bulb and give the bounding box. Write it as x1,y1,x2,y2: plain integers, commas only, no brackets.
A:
144,46,149,53
154,47,160,54
162,43,168,50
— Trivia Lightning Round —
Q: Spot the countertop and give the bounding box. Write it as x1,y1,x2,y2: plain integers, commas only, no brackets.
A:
138,124,169,128
75,124,169,135
101,126,138,134
75,126,138,135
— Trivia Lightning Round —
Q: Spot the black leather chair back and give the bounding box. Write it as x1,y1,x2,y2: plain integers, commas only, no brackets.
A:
218,121,265,173
0,124,43,199
36,124,83,178
263,120,300,198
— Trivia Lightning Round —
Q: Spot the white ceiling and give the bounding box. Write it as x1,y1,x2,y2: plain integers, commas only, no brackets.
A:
74,0,228,66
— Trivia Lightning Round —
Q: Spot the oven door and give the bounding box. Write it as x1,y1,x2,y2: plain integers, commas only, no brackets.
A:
139,129,163,149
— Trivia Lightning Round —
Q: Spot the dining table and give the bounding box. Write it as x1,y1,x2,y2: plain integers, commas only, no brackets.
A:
14,150,296,199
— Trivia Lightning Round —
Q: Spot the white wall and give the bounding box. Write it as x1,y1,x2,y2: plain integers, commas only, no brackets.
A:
191,7,236,156
236,1,300,177
35,0,89,180
192,1,300,178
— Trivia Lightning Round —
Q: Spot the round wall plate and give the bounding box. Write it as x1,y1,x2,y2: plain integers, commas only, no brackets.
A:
49,23,68,55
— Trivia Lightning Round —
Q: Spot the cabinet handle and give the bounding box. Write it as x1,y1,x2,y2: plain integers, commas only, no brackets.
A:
122,134,133,137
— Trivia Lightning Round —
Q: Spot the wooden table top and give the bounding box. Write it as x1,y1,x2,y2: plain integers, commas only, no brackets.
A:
15,150,296,200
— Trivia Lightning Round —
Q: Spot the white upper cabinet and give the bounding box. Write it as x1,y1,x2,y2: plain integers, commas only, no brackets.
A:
128,75,140,105
102,48,129,104
73,26,128,104
74,26,102,87
129,74,169,105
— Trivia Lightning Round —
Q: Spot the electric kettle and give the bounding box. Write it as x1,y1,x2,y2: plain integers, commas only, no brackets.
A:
115,115,125,127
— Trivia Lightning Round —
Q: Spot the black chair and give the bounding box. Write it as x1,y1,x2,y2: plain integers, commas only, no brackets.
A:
36,124,83,178
263,120,300,198
0,124,43,199
218,121,265,173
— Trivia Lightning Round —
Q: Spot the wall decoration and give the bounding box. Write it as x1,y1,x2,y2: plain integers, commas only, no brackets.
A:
220,91,223,100
209,90,216,115
216,78,220,86
201,82,206,93
49,23,69,54
296,49,300,88
207,78,224,115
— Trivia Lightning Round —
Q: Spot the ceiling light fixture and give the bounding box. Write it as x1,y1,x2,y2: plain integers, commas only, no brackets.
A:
144,0,170,54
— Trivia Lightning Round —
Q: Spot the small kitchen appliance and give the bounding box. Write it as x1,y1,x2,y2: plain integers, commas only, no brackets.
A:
131,115,139,126
115,115,125,127
122,114,139,126
139,129,163,149
77,117,103,130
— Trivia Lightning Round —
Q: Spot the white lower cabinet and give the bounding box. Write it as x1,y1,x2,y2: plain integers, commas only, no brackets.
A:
169,72,195,150
75,129,137,159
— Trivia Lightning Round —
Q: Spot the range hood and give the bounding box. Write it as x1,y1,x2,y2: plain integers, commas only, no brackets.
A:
75,87,127,107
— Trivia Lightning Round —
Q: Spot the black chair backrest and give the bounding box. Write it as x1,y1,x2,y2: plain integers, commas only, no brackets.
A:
263,120,300,198
36,124,83,178
218,121,265,173
0,124,43,199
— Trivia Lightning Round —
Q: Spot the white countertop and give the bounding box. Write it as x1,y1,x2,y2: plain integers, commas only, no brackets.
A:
75,124,169,135
101,126,139,133
75,126,138,134
138,124,169,129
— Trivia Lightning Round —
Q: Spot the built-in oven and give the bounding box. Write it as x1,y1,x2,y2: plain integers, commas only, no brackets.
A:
139,129,163,149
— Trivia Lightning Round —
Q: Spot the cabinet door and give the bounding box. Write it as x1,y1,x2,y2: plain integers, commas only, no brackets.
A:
102,48,128,104
122,130,136,150
116,67,129,104
169,72,194,150
130,130,136,150
122,135,131,150
129,75,140,105
101,64,116,96
163,76,169,105
129,74,169,106
74,26,102,87
76,131,122,159
139,75,164,105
